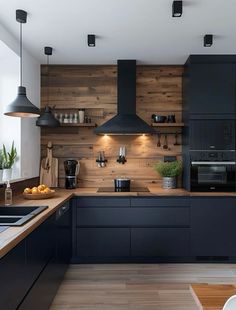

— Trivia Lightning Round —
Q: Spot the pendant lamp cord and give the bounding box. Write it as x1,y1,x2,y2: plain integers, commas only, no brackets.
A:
20,22,23,86
47,54,49,107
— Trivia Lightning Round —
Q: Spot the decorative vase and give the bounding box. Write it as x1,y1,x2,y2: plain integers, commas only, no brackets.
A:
162,177,176,189
0,170,3,183
3,168,12,182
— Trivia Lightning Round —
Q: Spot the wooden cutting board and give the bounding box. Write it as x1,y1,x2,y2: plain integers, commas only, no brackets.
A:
40,142,58,187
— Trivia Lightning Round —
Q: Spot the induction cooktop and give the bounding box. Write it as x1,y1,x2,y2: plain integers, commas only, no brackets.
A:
97,187,150,193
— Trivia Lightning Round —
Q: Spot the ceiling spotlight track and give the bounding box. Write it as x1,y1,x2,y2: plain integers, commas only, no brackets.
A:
204,34,213,47
4,9,40,118
88,34,96,47
172,0,182,17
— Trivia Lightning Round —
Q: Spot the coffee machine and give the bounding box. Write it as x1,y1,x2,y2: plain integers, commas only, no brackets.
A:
64,160,79,189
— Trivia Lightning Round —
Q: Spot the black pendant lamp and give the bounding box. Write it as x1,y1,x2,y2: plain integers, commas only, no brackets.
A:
4,10,40,118
36,47,60,127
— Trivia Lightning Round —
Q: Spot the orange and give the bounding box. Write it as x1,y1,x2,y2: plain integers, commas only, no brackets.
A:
32,188,38,194
38,185,45,191
40,184,47,190
24,188,32,194
44,188,51,194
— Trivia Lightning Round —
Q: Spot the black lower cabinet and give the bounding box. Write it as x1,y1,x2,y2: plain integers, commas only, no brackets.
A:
131,228,190,258
19,203,72,310
0,242,28,310
0,202,72,310
25,214,56,285
191,197,236,259
18,258,59,310
74,196,191,262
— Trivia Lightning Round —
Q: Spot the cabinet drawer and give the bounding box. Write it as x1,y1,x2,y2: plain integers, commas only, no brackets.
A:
131,228,190,257
77,207,190,227
76,228,130,257
131,197,190,207
76,197,130,208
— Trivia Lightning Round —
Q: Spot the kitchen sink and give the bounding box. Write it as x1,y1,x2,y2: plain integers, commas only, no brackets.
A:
0,206,48,226
0,217,23,224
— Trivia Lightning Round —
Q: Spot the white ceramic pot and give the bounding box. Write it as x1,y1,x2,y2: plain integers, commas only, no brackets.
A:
78,110,85,123
162,177,176,189
0,170,3,183
3,168,12,182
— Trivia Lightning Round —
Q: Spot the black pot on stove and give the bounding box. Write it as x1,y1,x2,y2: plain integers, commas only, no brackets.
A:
114,178,131,191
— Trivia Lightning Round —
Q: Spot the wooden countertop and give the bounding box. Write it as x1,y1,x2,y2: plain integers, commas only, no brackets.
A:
0,186,236,259
190,284,236,310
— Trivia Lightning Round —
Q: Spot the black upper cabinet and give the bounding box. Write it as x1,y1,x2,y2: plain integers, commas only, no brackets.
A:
183,56,236,119
189,64,235,116
189,120,235,150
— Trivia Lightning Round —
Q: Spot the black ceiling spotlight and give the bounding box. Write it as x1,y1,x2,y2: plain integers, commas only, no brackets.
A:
88,34,96,47
172,0,183,17
4,10,40,117
36,47,60,127
204,34,213,47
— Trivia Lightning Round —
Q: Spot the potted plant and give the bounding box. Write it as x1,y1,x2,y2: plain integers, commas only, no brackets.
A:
0,150,3,183
2,142,17,181
154,160,182,189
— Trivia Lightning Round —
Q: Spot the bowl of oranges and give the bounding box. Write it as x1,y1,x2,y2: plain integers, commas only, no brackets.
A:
23,184,55,200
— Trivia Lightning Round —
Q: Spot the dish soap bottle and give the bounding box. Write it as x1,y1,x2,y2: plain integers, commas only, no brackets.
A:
5,181,12,206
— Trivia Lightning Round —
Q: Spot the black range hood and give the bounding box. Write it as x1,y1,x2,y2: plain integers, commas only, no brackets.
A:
94,60,155,135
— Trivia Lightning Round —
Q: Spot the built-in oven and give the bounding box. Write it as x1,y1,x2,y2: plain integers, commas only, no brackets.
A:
190,151,236,192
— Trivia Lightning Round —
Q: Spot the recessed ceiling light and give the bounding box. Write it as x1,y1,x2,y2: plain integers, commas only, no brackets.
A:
172,0,182,17
204,34,213,47
88,34,95,47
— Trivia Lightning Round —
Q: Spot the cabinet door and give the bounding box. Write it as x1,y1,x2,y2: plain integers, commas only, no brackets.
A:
77,207,189,227
76,228,130,258
190,64,236,115
191,197,236,256
131,228,190,257
0,242,28,310
26,214,56,284
19,258,59,310
56,203,72,264
76,197,130,207
189,120,235,150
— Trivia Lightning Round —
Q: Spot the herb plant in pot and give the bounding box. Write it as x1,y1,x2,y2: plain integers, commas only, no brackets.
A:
154,160,182,189
2,142,17,181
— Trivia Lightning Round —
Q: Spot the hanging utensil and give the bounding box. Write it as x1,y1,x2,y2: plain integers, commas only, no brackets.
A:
163,134,168,150
174,132,179,146
157,133,161,147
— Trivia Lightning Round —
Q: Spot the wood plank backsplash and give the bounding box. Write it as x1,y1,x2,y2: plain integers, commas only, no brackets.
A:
41,65,183,188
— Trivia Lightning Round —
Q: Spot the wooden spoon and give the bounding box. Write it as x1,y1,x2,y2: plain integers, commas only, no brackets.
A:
163,135,168,150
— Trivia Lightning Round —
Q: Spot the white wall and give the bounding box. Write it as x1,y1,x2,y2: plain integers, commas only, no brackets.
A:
0,22,40,179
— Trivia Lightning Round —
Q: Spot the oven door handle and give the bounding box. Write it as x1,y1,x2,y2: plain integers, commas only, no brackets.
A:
191,161,236,165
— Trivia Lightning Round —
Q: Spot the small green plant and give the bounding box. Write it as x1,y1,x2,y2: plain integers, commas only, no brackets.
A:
0,150,3,170
2,142,17,169
154,160,182,178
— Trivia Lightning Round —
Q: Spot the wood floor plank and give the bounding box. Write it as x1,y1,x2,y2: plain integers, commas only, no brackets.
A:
50,264,236,310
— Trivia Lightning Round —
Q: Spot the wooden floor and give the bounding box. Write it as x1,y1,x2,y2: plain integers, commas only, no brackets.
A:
50,264,236,310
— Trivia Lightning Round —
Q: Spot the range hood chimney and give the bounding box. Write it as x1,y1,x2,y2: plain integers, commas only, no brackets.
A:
94,60,155,135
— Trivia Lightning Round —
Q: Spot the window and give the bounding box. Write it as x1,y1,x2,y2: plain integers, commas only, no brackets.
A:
0,40,21,180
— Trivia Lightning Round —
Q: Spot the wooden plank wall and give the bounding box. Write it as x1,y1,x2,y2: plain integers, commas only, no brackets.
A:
41,65,183,188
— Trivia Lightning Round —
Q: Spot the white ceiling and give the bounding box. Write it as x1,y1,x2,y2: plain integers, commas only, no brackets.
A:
0,0,235,65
